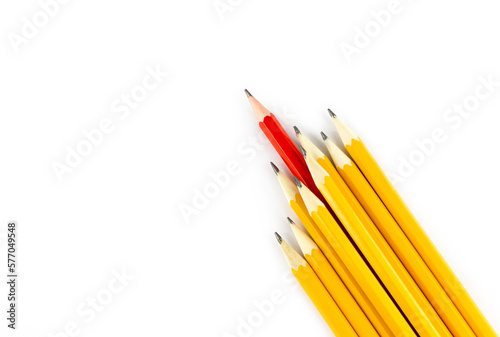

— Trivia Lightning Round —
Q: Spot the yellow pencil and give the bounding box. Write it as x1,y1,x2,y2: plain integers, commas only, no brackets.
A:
272,162,393,336
294,179,416,337
290,221,380,336
301,148,451,337
329,110,498,337
275,233,358,337
322,132,476,336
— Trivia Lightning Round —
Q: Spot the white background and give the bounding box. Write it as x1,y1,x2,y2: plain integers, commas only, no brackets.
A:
1,0,499,336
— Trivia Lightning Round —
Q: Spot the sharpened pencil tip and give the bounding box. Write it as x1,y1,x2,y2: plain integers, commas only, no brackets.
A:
293,176,303,188
293,126,301,135
299,146,307,158
270,162,279,175
275,232,283,244
244,89,252,98
328,109,336,118
320,131,328,140
287,217,295,225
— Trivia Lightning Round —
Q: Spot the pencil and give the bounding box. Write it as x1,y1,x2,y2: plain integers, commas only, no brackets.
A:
301,149,452,337
290,221,380,336
245,90,320,198
329,111,498,337
294,178,416,337
272,163,393,336
322,132,476,336
275,233,358,337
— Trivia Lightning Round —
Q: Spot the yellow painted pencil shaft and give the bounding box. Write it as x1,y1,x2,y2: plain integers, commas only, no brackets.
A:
325,138,476,337
292,224,380,336
330,113,497,336
305,156,451,337
293,263,359,337
312,206,416,337
274,167,393,336
290,196,392,337
297,183,416,337
345,137,497,337
278,237,358,337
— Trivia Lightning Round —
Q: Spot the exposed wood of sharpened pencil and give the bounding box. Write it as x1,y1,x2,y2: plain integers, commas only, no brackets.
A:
294,126,338,179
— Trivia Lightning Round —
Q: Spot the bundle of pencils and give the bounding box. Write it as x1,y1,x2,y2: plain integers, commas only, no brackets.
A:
245,90,497,337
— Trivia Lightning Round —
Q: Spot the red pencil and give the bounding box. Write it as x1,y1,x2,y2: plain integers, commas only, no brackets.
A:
245,89,322,198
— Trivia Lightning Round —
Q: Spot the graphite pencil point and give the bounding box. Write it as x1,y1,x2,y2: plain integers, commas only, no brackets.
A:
328,109,336,118
287,217,295,225
293,126,301,135
299,146,307,158
321,131,328,140
275,232,283,244
270,162,279,175
244,89,252,98
293,176,303,188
